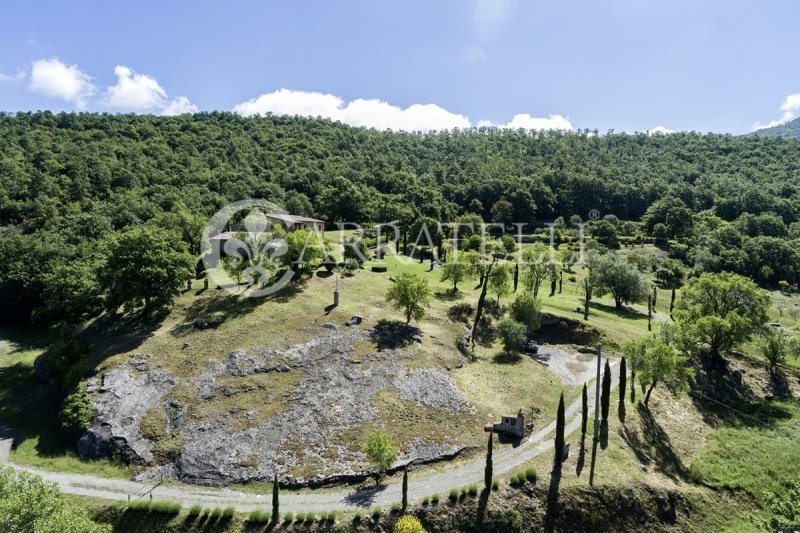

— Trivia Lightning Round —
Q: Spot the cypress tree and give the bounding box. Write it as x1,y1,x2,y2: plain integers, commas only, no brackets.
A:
271,473,279,523
601,360,611,422
581,383,588,437
619,357,627,412
485,432,493,491
554,393,565,470
630,368,636,404
402,468,408,511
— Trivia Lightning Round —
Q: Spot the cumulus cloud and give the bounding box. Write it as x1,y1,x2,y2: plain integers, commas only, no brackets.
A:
104,65,167,110
489,113,573,131
647,125,674,135
161,96,198,116
234,88,471,131
753,92,800,130
29,58,95,108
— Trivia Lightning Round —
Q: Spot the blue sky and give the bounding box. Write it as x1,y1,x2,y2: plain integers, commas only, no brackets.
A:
1,0,799,134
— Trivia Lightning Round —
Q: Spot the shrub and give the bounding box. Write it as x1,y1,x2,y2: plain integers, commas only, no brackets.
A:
447,302,474,323
497,318,527,353
468,484,478,497
59,382,93,437
326,510,337,522
343,257,361,276
187,505,202,517
448,488,459,501
151,500,180,514
499,509,523,530
510,292,541,333
393,514,426,533
303,512,315,523
209,508,222,519
525,467,538,482
421,496,430,505
248,510,268,523
353,511,362,523
431,493,440,504
372,506,382,519
127,500,150,512
221,507,235,519
283,512,294,523
390,502,402,514
492,479,499,490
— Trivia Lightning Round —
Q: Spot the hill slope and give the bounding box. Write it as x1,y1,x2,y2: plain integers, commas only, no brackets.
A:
753,116,800,138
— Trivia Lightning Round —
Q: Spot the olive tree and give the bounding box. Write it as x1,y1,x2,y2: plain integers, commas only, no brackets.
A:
386,273,431,324
588,252,649,310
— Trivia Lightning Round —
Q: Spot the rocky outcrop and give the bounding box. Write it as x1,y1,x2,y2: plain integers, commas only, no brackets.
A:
80,328,475,487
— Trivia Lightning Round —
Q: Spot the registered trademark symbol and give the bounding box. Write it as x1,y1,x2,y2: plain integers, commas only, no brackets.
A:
589,209,601,221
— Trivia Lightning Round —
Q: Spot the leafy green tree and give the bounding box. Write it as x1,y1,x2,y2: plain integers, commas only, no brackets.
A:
490,199,514,225
554,393,565,470
39,261,102,323
100,226,194,313
488,262,512,304
0,466,109,533
600,360,611,421
500,234,517,254
522,243,556,298
498,318,527,353
409,216,443,261
282,229,325,271
623,335,693,407
654,259,685,314
509,292,541,333
440,255,470,291
59,383,93,438
386,273,431,324
674,272,770,363
761,329,800,372
362,429,398,483
588,252,649,310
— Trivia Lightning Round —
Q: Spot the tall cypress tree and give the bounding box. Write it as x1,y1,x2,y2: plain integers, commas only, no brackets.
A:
554,393,565,470
581,383,588,437
271,472,279,523
401,468,408,511
619,357,627,412
485,431,493,491
601,360,611,422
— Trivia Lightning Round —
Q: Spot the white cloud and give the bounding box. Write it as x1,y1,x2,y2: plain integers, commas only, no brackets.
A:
495,113,573,131
461,45,487,65
234,88,471,132
29,58,95,108
753,92,800,130
104,65,167,110
647,125,674,135
0,70,25,82
161,96,198,116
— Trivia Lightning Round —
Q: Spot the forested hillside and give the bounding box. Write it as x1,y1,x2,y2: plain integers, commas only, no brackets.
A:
1,111,800,325
753,117,800,139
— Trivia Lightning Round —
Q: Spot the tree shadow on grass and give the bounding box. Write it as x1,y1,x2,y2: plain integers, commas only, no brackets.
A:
690,362,793,429
435,288,463,302
618,403,688,482
588,301,648,322
576,435,586,477
599,420,609,450
768,369,792,399
369,320,421,350
492,351,522,364
544,467,562,532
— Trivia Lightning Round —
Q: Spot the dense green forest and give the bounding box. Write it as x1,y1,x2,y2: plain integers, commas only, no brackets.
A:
753,116,800,139
1,111,800,326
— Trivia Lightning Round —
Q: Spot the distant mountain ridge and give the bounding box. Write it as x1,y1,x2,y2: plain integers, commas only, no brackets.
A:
752,116,800,138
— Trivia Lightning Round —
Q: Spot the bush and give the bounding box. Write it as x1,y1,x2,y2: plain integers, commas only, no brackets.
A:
431,493,440,504
221,507,235,519
447,302,474,323
421,496,430,505
468,484,478,497
343,257,361,276
510,292,542,333
492,479,499,490
460,487,467,499
187,504,202,517
499,509,523,530
353,511,362,523
248,510,268,523
303,512,315,523
127,500,150,512
325,510,337,522
525,467,537,481
209,508,222,519
497,318,527,353
390,502,402,514
393,514,426,533
448,488,459,501
371,507,382,519
59,382,93,437
151,500,180,514
283,512,294,523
